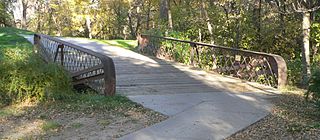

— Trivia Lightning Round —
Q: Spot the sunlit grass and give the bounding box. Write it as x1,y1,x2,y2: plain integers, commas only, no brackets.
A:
95,39,137,51
0,27,34,35
63,36,138,50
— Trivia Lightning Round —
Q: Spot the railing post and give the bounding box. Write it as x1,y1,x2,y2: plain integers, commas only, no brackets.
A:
271,55,287,89
103,57,116,96
190,43,196,66
54,45,60,62
59,44,64,66
33,34,40,53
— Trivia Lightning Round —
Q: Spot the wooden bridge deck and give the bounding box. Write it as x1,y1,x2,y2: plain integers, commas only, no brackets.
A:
59,37,277,96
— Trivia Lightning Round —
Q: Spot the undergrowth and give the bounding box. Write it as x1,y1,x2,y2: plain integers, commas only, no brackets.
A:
306,68,320,109
0,27,74,107
0,27,135,109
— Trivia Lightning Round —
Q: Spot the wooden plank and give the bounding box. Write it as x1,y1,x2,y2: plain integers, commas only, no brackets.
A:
71,64,103,77
117,83,224,96
72,74,104,85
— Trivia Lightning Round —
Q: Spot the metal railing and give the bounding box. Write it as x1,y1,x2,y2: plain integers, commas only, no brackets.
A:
34,34,116,95
138,34,287,88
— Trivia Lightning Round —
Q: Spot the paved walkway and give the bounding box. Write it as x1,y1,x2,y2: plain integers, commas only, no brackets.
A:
24,35,278,140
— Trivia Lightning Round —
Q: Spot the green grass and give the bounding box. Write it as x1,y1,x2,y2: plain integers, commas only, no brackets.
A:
0,27,34,35
97,119,111,126
60,93,140,112
0,28,33,49
0,108,15,117
95,39,137,50
42,121,61,131
0,27,74,106
71,122,83,128
64,36,138,50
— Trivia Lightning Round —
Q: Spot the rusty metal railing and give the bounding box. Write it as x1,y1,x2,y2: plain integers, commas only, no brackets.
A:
138,34,287,88
34,34,116,95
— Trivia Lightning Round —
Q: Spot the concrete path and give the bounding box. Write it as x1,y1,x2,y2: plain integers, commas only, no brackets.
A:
24,35,278,140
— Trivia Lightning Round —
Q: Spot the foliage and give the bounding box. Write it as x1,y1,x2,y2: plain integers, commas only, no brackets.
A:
3,0,320,87
287,58,302,85
306,68,320,109
160,31,191,64
0,27,74,107
0,0,12,27
311,22,320,65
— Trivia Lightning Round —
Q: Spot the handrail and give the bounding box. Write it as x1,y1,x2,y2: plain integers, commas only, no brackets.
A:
34,34,116,95
138,34,287,88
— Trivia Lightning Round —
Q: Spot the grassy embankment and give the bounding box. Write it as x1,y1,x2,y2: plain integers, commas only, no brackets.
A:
0,27,165,139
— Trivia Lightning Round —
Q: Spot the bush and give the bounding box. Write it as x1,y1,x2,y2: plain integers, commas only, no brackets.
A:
0,28,74,107
287,58,302,85
306,68,320,109
0,47,74,106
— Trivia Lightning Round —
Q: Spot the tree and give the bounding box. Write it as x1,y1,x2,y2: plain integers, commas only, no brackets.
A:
200,0,214,43
0,0,12,27
268,0,320,87
159,0,172,30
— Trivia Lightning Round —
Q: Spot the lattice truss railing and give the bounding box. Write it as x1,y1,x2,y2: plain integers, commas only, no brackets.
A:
34,34,116,95
138,35,287,88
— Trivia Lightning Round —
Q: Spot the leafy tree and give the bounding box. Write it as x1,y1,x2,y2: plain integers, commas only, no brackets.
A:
0,0,12,27
268,0,320,87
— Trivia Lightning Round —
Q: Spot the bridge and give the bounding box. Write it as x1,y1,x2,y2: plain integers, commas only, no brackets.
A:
29,34,286,140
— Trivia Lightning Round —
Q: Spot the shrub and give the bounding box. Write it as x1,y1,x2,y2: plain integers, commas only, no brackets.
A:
0,47,74,106
287,58,302,85
0,28,74,107
306,68,320,109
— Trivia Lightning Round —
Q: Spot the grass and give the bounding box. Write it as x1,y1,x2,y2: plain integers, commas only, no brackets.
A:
0,28,33,49
64,36,138,50
227,88,320,139
42,121,61,131
0,27,75,106
71,122,83,128
0,108,15,117
0,27,141,108
0,27,34,35
95,39,137,51
0,27,167,139
97,119,111,126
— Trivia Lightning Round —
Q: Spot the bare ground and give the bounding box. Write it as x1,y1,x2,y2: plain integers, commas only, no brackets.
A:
0,98,167,140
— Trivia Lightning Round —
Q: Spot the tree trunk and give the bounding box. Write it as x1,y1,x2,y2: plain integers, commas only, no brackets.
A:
48,8,53,35
301,12,311,87
85,15,92,39
168,0,173,30
160,0,171,30
253,0,262,48
279,2,286,35
235,18,241,48
160,0,168,21
135,1,142,37
201,0,214,43
146,0,151,30
128,11,136,38
21,0,27,29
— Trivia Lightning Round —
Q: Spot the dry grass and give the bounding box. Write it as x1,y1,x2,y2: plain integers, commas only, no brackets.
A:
227,89,320,140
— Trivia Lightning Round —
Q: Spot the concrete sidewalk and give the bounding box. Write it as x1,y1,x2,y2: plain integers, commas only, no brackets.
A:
23,35,277,140
120,92,273,140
